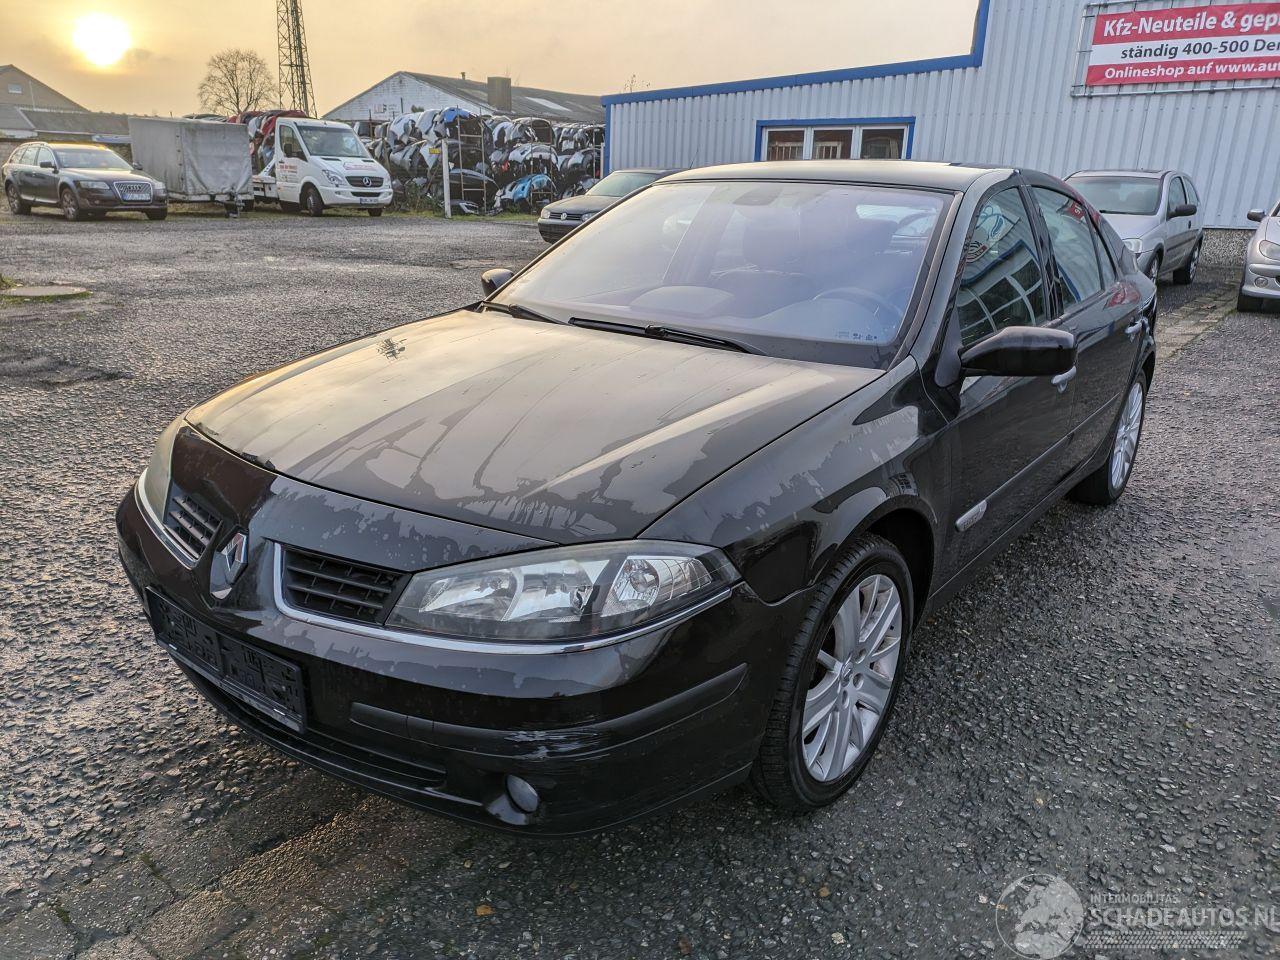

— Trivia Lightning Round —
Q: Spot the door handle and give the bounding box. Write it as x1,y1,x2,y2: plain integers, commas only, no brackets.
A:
1052,367,1077,393
1124,318,1144,340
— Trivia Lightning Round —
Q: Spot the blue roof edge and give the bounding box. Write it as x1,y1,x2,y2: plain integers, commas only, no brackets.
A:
601,0,992,106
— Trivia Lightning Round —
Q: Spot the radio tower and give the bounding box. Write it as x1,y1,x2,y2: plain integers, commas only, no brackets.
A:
276,0,315,115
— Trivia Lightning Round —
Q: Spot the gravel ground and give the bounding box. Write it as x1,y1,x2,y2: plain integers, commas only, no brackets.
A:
0,208,1276,959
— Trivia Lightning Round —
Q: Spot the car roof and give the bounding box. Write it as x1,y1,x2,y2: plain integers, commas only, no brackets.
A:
1069,169,1169,179
663,159,1013,191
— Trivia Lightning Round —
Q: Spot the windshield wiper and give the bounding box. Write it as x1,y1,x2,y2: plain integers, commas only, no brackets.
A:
568,317,755,354
479,301,561,325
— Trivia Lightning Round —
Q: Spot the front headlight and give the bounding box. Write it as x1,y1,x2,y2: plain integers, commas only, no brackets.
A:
323,171,344,187
1259,240,1280,261
540,206,552,219
580,212,593,221
386,541,737,643
138,417,182,523
153,183,167,197
76,179,110,190
1123,238,1143,254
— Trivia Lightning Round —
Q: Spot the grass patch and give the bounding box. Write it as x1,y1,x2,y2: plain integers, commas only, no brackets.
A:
0,275,16,290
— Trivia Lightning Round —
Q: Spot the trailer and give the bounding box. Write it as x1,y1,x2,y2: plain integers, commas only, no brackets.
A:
127,117,253,213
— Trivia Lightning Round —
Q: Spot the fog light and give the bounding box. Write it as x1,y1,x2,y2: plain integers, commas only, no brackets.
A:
505,774,539,813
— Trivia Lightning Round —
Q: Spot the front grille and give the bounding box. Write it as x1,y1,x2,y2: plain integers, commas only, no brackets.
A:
346,175,384,188
281,546,407,625
558,212,584,222
115,182,154,203
352,191,381,198
163,485,221,560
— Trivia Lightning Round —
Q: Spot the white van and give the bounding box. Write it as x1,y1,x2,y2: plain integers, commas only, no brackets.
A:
253,119,392,216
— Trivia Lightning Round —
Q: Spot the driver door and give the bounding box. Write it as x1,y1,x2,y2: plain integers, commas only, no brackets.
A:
938,183,1079,575
32,146,59,203
276,124,305,204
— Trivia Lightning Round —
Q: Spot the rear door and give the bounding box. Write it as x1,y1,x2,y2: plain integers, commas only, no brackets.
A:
938,182,1079,573
1030,184,1141,462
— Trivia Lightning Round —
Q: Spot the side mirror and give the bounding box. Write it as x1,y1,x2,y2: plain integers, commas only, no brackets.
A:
959,326,1077,379
1169,202,1197,218
38,160,55,170
481,268,514,296
1248,208,1266,223
132,162,143,171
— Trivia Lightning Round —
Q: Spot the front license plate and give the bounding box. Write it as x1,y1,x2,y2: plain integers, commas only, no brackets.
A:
148,592,306,732
357,197,379,205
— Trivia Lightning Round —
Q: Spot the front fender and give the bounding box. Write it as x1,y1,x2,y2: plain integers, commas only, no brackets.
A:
641,361,949,605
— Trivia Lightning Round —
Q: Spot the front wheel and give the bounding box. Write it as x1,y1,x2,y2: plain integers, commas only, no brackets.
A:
5,182,30,214
368,207,384,217
1172,240,1201,285
146,210,167,221
752,535,912,812
1068,373,1147,506
61,188,86,222
302,186,324,217
1237,288,1268,313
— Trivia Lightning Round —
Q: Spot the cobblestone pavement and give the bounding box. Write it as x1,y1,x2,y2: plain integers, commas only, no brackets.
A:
0,211,1276,959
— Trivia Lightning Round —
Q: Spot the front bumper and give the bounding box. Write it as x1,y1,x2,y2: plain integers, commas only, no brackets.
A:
1240,261,1280,300
79,189,167,213
316,183,393,208
115,427,796,835
537,218,580,242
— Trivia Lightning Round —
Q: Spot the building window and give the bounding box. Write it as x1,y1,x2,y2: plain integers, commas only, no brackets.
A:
764,128,804,160
759,122,909,161
7,83,22,95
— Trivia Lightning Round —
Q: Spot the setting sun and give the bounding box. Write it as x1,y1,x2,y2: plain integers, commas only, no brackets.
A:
72,12,132,67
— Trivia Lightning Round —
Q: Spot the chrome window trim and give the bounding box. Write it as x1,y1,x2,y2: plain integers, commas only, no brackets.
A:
134,472,198,570
271,543,733,656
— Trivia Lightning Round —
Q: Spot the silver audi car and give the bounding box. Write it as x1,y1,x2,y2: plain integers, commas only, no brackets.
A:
1066,170,1204,302
1238,202,1280,312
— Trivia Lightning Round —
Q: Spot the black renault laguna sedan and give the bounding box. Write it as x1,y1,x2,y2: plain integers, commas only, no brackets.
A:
117,160,1156,834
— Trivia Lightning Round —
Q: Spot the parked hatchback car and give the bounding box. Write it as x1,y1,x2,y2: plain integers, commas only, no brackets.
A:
3,141,168,221
1066,169,1202,298
538,168,677,242
1238,201,1280,312
118,161,1156,835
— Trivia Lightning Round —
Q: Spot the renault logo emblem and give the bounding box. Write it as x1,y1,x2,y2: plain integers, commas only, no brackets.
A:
210,531,248,600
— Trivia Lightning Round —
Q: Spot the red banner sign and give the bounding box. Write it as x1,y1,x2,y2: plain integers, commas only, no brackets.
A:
1086,2,1280,86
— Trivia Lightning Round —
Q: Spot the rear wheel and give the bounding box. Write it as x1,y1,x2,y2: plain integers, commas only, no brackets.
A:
752,535,912,812
1172,240,1201,285
5,181,30,214
60,188,86,222
1068,372,1147,506
302,185,324,217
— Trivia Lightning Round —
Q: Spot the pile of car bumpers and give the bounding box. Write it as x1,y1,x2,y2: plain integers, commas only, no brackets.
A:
364,108,604,215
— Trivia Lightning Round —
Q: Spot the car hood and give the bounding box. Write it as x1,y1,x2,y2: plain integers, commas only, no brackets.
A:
315,156,387,178
63,167,156,185
545,194,617,217
188,310,880,542
1100,212,1158,241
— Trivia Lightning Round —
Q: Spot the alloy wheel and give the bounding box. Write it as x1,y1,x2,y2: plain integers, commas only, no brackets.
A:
1187,244,1200,282
802,573,902,782
1110,380,1144,490
62,191,78,221
5,183,18,213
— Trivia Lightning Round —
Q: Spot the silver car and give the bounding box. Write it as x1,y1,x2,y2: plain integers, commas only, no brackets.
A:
1067,170,1204,294
1238,202,1280,312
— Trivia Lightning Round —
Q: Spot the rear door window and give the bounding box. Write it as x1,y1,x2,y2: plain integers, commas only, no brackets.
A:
1032,188,1104,311
955,187,1048,347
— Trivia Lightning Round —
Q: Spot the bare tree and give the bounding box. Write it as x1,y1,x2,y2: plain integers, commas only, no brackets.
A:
198,49,275,116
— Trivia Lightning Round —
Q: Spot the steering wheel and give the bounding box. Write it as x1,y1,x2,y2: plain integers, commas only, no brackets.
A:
816,285,904,319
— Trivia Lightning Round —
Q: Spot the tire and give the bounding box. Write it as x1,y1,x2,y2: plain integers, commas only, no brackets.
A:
1172,240,1201,285
302,186,324,217
368,208,383,217
751,534,913,812
146,210,167,221
5,181,30,215
1068,370,1148,506
1237,288,1267,313
60,188,86,222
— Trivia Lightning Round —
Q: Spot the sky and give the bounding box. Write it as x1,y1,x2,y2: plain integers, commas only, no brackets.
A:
10,0,981,116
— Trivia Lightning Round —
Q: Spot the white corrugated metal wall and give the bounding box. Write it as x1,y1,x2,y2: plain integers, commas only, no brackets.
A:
606,0,1280,227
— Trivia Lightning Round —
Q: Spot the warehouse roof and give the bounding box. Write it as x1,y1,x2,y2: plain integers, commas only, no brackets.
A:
328,71,604,124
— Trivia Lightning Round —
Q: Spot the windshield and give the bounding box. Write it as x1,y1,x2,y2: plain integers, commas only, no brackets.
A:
297,125,368,158
1069,176,1161,216
53,147,131,171
494,179,948,367
588,171,661,198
